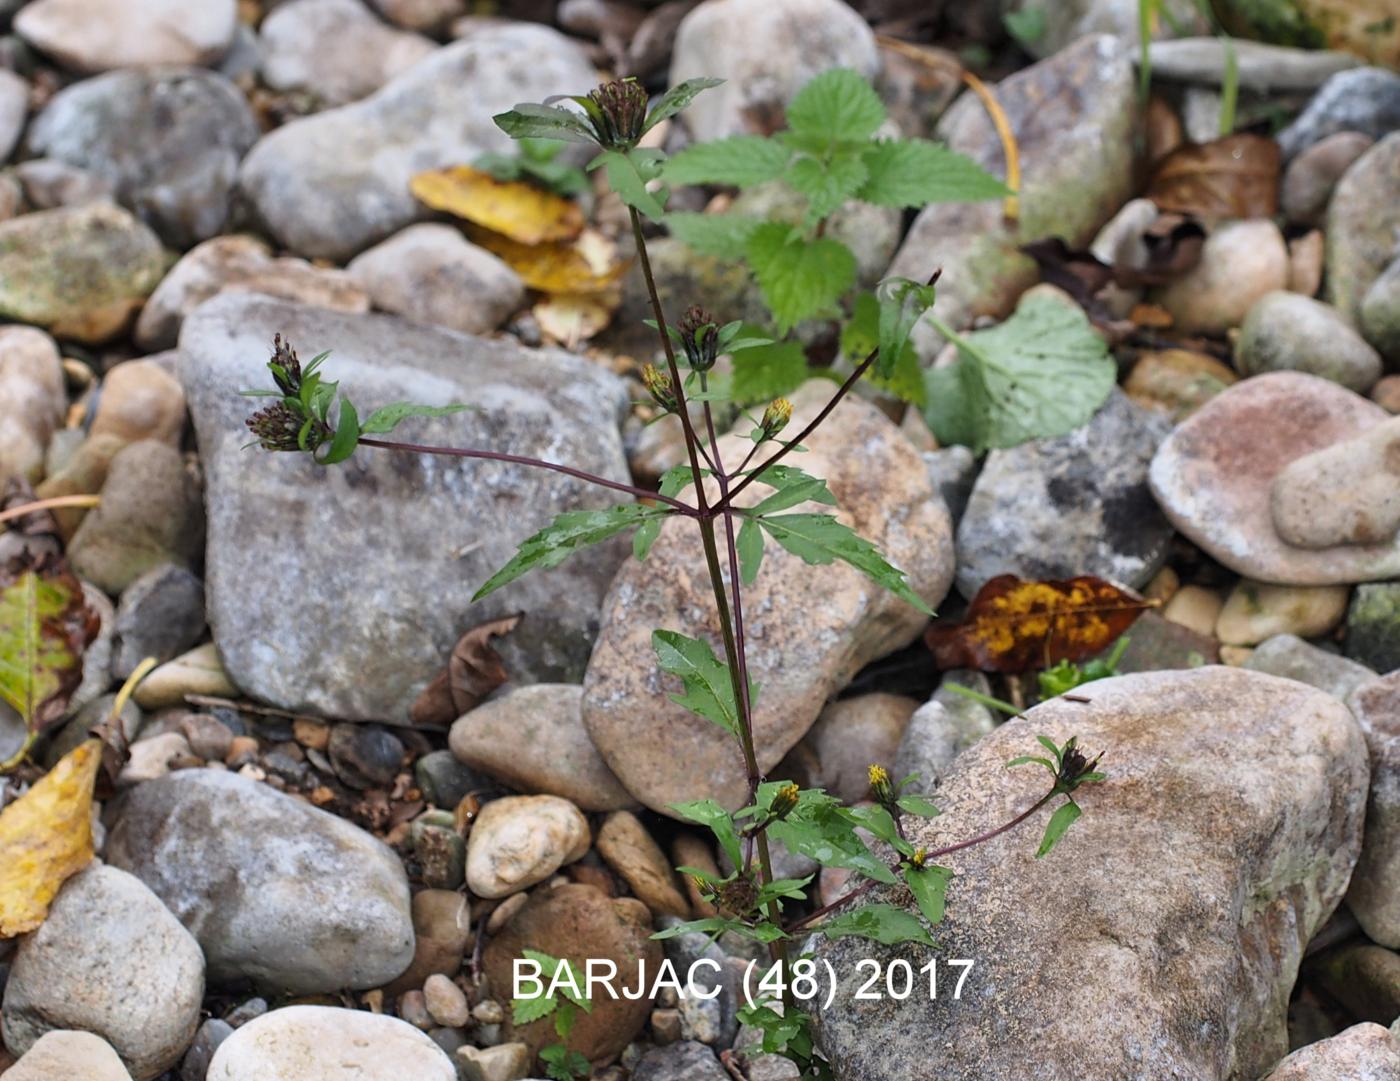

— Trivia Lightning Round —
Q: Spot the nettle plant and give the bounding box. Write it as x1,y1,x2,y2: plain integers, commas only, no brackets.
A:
244,76,1106,1078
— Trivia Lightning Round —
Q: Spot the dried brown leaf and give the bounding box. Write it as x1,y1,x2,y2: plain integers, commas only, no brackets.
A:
409,613,523,727
1146,134,1281,220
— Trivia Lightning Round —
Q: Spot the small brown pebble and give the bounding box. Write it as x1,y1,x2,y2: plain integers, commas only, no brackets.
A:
225,735,259,767
309,786,336,806
453,792,480,835
472,999,504,1025
650,1007,682,1045
423,973,471,1028
485,892,528,934
362,989,384,1014
293,717,331,750
1372,374,1400,414
398,989,433,1030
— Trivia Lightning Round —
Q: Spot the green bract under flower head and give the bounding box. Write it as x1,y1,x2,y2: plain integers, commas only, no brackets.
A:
677,306,720,371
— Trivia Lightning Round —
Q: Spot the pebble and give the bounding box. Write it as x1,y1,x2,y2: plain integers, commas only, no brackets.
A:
1326,133,1400,325
14,0,238,72
180,1020,233,1081
106,769,414,992
1261,1022,1400,1080
0,202,167,344
0,69,26,164
893,672,996,789
1281,131,1375,228
414,749,493,810
1288,228,1325,297
385,889,471,995
1234,291,1382,393
132,642,236,710
1,864,204,1080
370,0,465,32
669,0,877,143
398,990,432,1030
91,358,186,447
455,1043,531,1081
1153,220,1289,336
118,730,194,785
1124,349,1238,421
1142,37,1359,92
1214,580,1350,647
465,794,590,898
134,235,369,351
1270,416,1400,548
422,974,469,1028
956,389,1173,597
3,1031,134,1081
25,67,259,248
1310,943,1400,1025
802,693,917,803
0,325,64,486
207,1006,456,1081
111,563,206,677
633,1041,729,1081
1246,634,1378,703
448,684,637,812
1277,66,1400,159
68,440,203,594
1361,258,1400,366
1347,672,1400,944
260,0,436,106
347,224,525,336
327,723,404,789
412,813,466,890
237,23,594,259
1346,584,1400,672
14,158,113,209
595,810,690,918
179,713,235,762
1162,584,1224,638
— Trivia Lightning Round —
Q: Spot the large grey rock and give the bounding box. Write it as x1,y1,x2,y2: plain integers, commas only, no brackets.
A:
1326,133,1400,326
1277,67,1400,160
106,769,414,993
892,35,1139,360
668,0,877,143
1234,291,1382,394
14,0,238,72
26,68,259,248
1261,1023,1400,1080
237,22,594,259
812,667,1368,1081
1245,634,1377,704
1,865,204,1080
1361,257,1400,366
1143,37,1359,91
956,389,1173,598
179,295,631,722
111,563,206,678
583,383,954,814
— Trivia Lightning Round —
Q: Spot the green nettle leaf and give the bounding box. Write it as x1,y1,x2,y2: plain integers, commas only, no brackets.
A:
786,68,887,143
359,401,471,435
764,789,898,883
511,992,558,1026
842,292,925,406
663,135,792,187
737,517,765,585
669,799,744,869
757,513,933,615
494,103,596,144
859,139,1010,207
644,76,724,132
923,295,1117,453
474,504,667,600
665,212,764,258
745,222,857,332
1037,799,1082,858
904,864,953,926
595,149,668,219
815,903,935,947
787,152,869,223
652,630,747,738
316,399,359,465
730,335,809,403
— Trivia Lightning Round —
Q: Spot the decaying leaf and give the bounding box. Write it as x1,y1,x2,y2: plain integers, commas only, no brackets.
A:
925,574,1153,673
410,166,585,245
0,554,100,741
409,613,523,727
534,291,618,345
467,225,630,295
1147,134,1281,220
0,738,101,936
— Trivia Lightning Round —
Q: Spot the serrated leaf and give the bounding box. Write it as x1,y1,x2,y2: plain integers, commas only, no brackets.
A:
595,149,668,220
745,223,857,332
512,991,558,1026
410,165,585,244
494,103,596,145
0,558,99,735
903,864,952,926
731,335,809,403
474,504,666,600
815,903,935,947
757,513,932,615
663,135,792,187
737,517,764,585
859,139,1010,208
645,76,724,132
666,212,764,258
787,152,869,222
652,630,743,737
1037,800,1082,858
359,402,470,436
669,800,743,869
786,68,886,143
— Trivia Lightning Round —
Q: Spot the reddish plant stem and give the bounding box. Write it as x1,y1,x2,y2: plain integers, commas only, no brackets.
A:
355,437,697,514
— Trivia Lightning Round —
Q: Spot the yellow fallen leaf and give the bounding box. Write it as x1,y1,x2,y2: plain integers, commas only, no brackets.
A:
411,166,585,245
0,738,101,937
467,224,630,296
534,291,618,346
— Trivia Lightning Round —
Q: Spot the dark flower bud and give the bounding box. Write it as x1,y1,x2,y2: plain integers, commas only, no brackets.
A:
677,306,719,371
269,333,302,396
641,363,678,413
587,78,649,151
760,398,792,439
716,874,759,919
768,782,800,821
246,402,315,453
1057,736,1103,790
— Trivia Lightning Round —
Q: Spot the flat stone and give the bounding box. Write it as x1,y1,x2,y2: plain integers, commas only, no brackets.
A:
1150,371,1400,584
583,383,953,814
106,769,414,993
812,667,1367,1080
1215,580,1350,647
179,295,631,722
596,809,690,917
1326,132,1400,325
1143,37,1359,91
132,642,236,710
14,0,238,72
1271,416,1400,548
1234,290,1382,393
91,358,186,447
1245,634,1377,703
956,389,1173,597
1262,1022,1400,1080
3,1031,133,1081
449,684,636,811
237,22,594,259
633,1041,729,1081
1277,67,1400,159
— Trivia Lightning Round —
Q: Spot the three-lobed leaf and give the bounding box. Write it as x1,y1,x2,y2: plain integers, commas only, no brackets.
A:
652,630,751,738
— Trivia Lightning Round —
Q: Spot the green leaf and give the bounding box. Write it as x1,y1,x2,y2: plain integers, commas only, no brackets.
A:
737,517,764,585
494,103,596,144
1006,755,1056,774
923,296,1116,453
787,152,869,222
786,68,886,143
1036,800,1082,858
595,149,667,220
745,223,857,332
511,992,558,1026
765,790,898,884
666,212,764,258
876,277,936,381
748,466,835,515
922,359,983,449
652,630,745,738
651,915,746,941
815,903,935,947
670,799,743,869
315,399,359,465
859,138,1010,208
757,513,933,615
0,563,93,734
842,292,925,406
644,76,724,132
359,401,470,435
474,504,666,600
903,864,952,926
663,136,791,187
633,464,694,561
731,335,810,403
1003,5,1047,48
896,794,941,817
842,804,912,858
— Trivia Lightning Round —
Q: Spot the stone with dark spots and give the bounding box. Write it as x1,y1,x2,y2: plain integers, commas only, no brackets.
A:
1346,585,1400,674
956,390,1173,598
1326,133,1400,326
327,723,404,789
812,667,1367,1081
1261,1023,1400,1080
